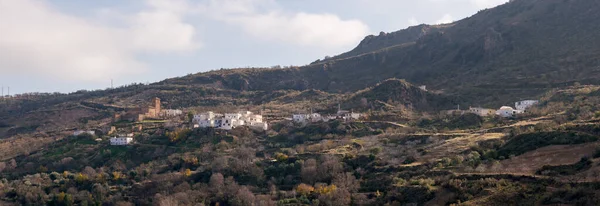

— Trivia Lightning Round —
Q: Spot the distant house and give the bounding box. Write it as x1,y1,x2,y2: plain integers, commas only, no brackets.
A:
342,112,362,120
293,114,309,123
161,109,183,117
515,100,539,111
309,113,323,122
496,106,523,118
418,85,427,91
293,113,324,123
73,130,95,136
468,107,495,117
193,111,268,131
336,109,362,121
110,136,133,145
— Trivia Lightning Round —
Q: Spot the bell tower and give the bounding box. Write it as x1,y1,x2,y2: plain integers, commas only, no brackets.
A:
153,97,161,115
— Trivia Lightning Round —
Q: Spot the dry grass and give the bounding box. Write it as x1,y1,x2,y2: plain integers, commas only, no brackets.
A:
421,133,505,161
564,159,600,182
0,135,57,161
477,142,600,175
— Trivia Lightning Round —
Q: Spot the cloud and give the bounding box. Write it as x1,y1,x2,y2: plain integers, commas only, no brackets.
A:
130,1,199,52
470,0,509,9
408,17,419,26
435,14,454,24
200,0,370,49
0,0,199,83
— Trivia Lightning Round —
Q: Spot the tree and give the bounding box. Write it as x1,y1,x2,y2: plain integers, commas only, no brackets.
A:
157,196,179,206
75,173,88,183
82,166,97,177
7,159,16,170
333,173,359,193
318,155,342,182
210,173,225,199
295,183,315,196
275,153,288,162
230,186,255,206
37,165,48,173
360,98,368,108
315,184,337,195
301,159,318,184
254,195,276,206
187,112,194,123
318,188,351,206
112,171,122,180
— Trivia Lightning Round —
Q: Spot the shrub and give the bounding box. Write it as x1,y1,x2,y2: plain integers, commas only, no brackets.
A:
403,156,417,164
498,132,598,157
536,157,592,176
594,147,600,158
295,184,314,196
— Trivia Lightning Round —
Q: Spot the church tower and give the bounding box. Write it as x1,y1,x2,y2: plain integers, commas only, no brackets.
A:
153,97,161,116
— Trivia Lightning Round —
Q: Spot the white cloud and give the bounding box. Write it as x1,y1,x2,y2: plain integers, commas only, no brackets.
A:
130,0,199,52
200,0,370,49
435,14,454,24
408,17,419,26
0,0,199,83
470,0,509,9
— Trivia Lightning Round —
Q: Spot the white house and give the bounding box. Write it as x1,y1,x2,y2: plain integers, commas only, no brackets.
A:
161,109,183,117
194,112,222,128
515,100,539,111
337,110,362,121
309,113,323,122
224,113,243,120
248,121,269,131
193,111,268,131
221,117,246,130
419,85,427,91
293,114,309,123
468,107,495,117
110,137,133,145
343,112,362,120
198,119,217,128
73,130,95,136
193,112,220,122
293,113,324,123
496,106,524,118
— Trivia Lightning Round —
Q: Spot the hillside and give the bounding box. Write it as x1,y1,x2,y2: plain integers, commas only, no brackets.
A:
315,24,447,62
343,78,456,112
160,0,600,107
2,0,600,205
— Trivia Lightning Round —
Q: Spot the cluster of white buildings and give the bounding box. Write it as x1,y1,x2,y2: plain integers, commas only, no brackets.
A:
466,100,539,118
193,111,268,131
161,109,183,117
292,110,362,124
110,133,134,145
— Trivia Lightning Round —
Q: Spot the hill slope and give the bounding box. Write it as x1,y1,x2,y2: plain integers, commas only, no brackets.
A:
161,0,600,106
343,78,456,112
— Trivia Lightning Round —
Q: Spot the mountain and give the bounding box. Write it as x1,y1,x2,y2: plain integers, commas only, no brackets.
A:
315,24,447,62
161,0,600,106
4,1,600,205
342,78,456,112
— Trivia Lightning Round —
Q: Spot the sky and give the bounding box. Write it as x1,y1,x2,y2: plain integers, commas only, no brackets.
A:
0,0,509,94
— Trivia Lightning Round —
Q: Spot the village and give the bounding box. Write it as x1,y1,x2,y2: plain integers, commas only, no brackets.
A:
72,97,540,146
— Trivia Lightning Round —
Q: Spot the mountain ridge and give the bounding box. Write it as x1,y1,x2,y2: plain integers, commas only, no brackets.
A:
160,0,600,107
